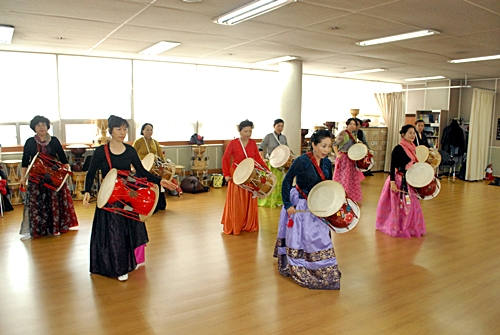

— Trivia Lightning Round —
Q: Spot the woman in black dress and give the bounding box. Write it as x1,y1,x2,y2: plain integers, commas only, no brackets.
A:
83,115,176,281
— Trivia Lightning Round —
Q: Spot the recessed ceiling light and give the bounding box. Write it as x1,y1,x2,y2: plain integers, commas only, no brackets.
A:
404,76,446,82
448,54,500,63
0,24,14,44
341,68,387,75
139,41,181,56
356,30,439,46
254,55,298,65
213,0,296,25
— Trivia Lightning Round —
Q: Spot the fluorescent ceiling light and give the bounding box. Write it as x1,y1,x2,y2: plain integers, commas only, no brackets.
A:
139,41,180,56
254,55,298,65
213,0,296,25
448,54,500,63
404,76,446,82
356,30,440,46
341,68,387,75
0,25,14,44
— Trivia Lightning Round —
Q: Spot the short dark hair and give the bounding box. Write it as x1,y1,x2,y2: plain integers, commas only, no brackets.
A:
107,115,129,135
273,118,284,126
30,115,51,132
140,123,153,136
415,120,425,125
238,119,254,131
354,118,362,125
400,124,417,136
310,129,332,150
346,118,357,126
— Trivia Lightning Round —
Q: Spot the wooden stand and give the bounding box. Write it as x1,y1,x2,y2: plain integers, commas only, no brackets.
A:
9,182,23,205
191,146,209,186
4,160,22,183
72,172,87,200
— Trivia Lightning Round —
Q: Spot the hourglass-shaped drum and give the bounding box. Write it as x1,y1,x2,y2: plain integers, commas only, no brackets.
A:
191,145,209,186
67,144,89,172
68,144,89,199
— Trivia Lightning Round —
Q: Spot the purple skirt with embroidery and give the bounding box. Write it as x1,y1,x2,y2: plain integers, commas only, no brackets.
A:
273,188,341,290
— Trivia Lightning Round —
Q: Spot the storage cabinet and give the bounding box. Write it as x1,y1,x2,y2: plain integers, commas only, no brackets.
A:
361,127,387,171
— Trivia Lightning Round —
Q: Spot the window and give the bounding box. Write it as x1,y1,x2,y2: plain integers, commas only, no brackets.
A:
0,51,58,122
58,55,132,120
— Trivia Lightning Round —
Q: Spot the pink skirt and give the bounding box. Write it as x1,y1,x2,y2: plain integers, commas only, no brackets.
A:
375,174,426,238
333,153,364,202
135,245,146,264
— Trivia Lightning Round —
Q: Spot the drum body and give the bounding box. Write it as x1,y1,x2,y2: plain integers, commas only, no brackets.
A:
151,157,176,181
25,152,72,192
426,148,442,169
406,162,440,200
307,180,360,233
233,158,276,199
97,169,159,222
347,143,374,172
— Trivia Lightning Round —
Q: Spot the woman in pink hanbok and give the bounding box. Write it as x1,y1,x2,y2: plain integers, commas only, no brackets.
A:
332,118,365,202
376,124,426,238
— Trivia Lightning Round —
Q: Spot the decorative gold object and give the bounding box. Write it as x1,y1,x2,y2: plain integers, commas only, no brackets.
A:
350,109,360,118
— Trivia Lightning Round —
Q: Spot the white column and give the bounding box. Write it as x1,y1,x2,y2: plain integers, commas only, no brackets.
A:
279,60,302,155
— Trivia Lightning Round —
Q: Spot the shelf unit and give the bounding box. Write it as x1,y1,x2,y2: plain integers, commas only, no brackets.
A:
416,110,447,148
361,127,388,171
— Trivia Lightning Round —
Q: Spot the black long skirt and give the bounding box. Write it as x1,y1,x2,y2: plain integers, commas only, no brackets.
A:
90,207,149,278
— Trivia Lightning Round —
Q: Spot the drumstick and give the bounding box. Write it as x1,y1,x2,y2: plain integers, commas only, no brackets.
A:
295,210,327,213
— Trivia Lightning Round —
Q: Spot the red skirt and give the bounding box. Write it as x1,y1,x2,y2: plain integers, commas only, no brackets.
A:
221,181,259,235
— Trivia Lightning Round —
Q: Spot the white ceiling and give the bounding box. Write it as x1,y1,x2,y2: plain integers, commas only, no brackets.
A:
1,0,499,84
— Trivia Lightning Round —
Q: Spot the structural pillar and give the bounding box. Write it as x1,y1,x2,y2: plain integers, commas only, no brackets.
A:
279,60,302,155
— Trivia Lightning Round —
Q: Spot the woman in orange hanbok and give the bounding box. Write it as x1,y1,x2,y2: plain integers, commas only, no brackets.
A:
221,120,270,235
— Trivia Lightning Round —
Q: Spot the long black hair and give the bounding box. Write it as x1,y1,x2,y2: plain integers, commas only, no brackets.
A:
310,129,332,150
400,124,416,136
238,119,254,131
107,115,129,135
140,123,153,136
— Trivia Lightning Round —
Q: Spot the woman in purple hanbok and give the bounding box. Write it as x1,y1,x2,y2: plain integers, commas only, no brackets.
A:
376,124,426,238
273,129,341,290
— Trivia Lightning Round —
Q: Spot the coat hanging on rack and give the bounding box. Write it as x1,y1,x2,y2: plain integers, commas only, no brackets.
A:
441,120,466,156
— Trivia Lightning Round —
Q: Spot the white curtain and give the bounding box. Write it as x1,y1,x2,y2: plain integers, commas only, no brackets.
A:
374,92,406,171
466,88,495,181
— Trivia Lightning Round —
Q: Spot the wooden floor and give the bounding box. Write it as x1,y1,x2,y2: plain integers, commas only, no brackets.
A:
0,173,499,335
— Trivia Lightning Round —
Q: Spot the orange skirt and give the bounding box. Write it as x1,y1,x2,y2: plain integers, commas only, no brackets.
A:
221,181,259,235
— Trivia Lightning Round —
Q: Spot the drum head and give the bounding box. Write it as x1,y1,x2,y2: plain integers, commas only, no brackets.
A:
427,148,442,169
233,158,255,185
416,145,429,163
332,198,361,234
97,168,118,208
269,145,290,168
347,143,368,161
307,180,346,217
141,153,155,171
138,185,159,222
406,162,434,188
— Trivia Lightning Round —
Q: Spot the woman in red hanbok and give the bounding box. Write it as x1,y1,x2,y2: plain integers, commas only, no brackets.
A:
221,120,270,235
